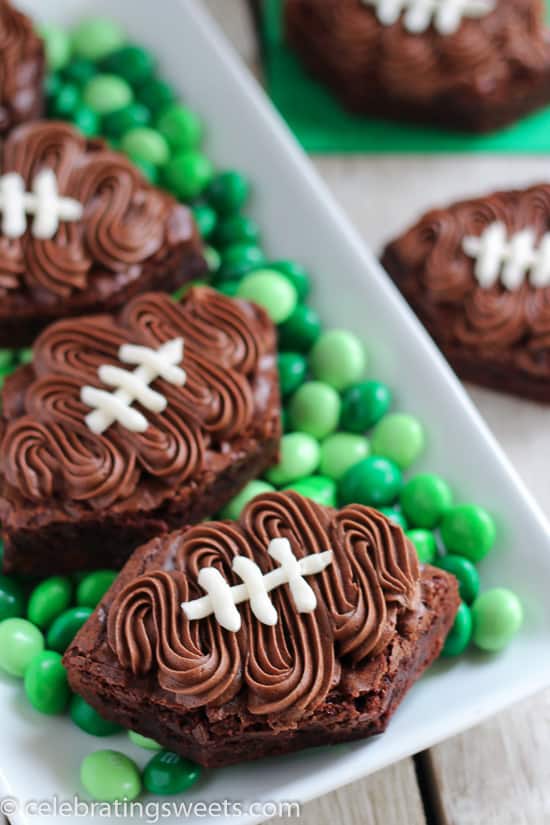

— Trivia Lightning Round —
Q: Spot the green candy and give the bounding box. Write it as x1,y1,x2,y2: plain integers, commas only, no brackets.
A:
103,103,151,139
371,413,425,470
288,381,341,440
407,529,436,564
27,576,72,629
219,243,264,277
340,456,402,507
215,215,260,248
80,750,142,802
72,105,99,137
50,83,80,118
340,380,392,433
143,751,201,795
0,575,25,621
441,504,496,563
442,602,473,657
24,651,69,715
471,589,523,652
319,432,370,481
266,432,320,486
278,352,308,397
436,555,480,604
46,606,93,653
0,618,45,677
237,269,297,325
269,260,310,302
76,571,117,609
101,45,156,86
378,507,408,531
137,78,175,115
204,246,221,275
18,348,34,365
70,694,123,736
310,330,366,391
163,151,214,201
71,18,126,61
128,730,163,750
191,204,217,239
38,25,72,72
133,158,158,184
83,74,133,115
45,72,62,100
283,475,337,507
220,480,275,520
206,170,250,215
157,104,203,152
63,58,97,87
217,280,240,297
278,304,322,353
121,127,170,166
0,349,15,369
400,473,453,529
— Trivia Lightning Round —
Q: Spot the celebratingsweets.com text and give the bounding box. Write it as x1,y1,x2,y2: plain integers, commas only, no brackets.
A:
0,795,301,822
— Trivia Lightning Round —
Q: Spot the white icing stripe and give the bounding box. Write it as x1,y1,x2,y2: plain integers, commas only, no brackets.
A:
463,222,550,290
362,0,495,34
181,538,334,633
0,169,83,239
81,337,186,435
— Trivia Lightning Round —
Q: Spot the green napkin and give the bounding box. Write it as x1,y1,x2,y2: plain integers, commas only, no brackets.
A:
262,0,550,153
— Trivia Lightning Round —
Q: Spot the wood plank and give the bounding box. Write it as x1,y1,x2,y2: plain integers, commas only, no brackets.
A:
272,760,426,825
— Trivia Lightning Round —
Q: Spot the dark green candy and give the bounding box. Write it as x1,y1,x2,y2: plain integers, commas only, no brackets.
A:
24,651,70,715
101,45,156,86
220,243,264,273
340,456,402,507
206,170,249,215
132,157,158,184
215,214,260,248
0,575,25,621
378,507,408,531
216,279,240,297
137,78,175,115
437,554,480,604
277,352,308,397
283,475,337,508
44,72,62,100
27,576,72,629
278,304,322,352
269,260,310,302
70,694,123,736
46,606,93,653
191,203,217,239
63,58,96,86
50,83,80,118
72,105,99,136
143,751,201,795
103,103,151,139
441,602,473,657
340,380,392,433
407,529,436,564
76,570,117,608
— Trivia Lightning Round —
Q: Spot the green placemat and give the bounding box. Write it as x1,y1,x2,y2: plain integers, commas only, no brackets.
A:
262,0,550,153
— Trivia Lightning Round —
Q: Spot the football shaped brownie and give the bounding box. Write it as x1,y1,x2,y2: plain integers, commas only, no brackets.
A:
64,492,459,767
382,184,550,402
0,287,281,574
0,120,205,346
0,1,45,134
285,0,550,133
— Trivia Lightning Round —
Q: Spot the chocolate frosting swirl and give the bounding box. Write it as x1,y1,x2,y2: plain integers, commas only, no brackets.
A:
0,120,193,298
0,2,44,137
1,287,266,507
384,185,550,377
107,492,421,718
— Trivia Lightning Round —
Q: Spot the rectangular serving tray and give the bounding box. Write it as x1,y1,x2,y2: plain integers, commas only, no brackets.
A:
3,1,550,823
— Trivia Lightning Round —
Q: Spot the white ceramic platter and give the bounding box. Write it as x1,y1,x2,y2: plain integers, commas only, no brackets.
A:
2,1,550,823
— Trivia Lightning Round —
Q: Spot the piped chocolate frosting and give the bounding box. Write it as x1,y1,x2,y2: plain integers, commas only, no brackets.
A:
0,1,45,133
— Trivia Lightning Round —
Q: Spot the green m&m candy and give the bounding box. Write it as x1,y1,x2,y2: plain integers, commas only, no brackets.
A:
0,575,25,621
101,45,156,86
191,203,217,239
218,243,265,281
47,606,93,653
50,83,80,118
283,475,337,507
220,480,275,520
137,78,175,115
163,151,214,200
71,18,126,61
441,504,496,563
437,554,480,604
278,352,308,397
238,270,297,325
407,529,436,564
71,694,123,736
63,57,96,87
269,260,310,302
378,507,408,531
103,103,151,138
371,413,425,470
81,750,141,802
310,330,366,391
400,473,453,528
288,381,341,440
24,651,70,715
266,432,320,486
38,24,71,71
340,380,392,433
0,618,45,677
319,432,370,481
83,74,133,116
442,602,473,657
76,571,118,608
206,170,249,215
143,751,201,795
27,576,72,629
121,127,170,166
128,730,163,750
215,215,260,248
72,105,100,137
157,104,203,152
471,588,523,652
278,304,322,352
340,456,402,507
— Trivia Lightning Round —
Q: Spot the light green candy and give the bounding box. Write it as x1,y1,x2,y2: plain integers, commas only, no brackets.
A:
71,18,126,61
319,433,370,481
128,730,163,751
38,25,72,71
80,750,141,802
283,475,337,507
266,432,320,486
472,589,523,652
0,618,45,678
220,480,275,520
237,270,297,325
83,74,133,116
310,330,366,391
371,413,425,470
288,381,341,440
121,128,170,167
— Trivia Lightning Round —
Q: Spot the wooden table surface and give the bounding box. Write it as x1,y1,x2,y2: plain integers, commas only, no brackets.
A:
204,2,550,823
